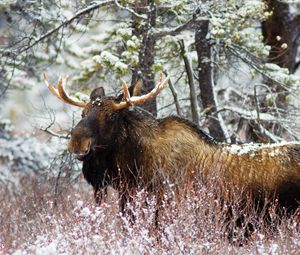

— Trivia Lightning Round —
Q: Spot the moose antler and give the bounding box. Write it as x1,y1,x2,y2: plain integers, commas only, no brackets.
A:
43,73,87,108
114,73,170,110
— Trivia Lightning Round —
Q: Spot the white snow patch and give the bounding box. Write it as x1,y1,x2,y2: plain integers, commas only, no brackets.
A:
225,141,300,156
80,207,91,217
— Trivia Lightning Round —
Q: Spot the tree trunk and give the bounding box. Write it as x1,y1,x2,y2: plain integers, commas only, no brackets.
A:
262,0,300,73
195,20,226,142
131,1,157,116
260,0,300,139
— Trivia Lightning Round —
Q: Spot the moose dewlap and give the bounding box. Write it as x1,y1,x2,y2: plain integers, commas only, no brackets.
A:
44,73,300,212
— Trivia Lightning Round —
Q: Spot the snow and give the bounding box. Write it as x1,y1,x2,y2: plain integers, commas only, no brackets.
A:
66,43,87,58
0,118,70,190
116,27,132,39
0,134,60,187
114,61,128,72
225,141,300,156
80,207,91,217
92,51,129,75
126,40,137,49
98,51,119,65
263,64,300,87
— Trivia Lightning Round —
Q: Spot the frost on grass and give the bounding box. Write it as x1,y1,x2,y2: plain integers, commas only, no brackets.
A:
2,175,300,254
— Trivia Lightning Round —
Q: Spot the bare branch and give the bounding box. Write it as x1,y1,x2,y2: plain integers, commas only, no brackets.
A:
39,105,70,139
163,70,182,116
42,127,70,140
178,39,199,124
153,10,204,39
19,0,114,55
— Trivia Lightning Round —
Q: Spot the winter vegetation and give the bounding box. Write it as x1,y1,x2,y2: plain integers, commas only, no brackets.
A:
3,175,300,254
1,0,300,254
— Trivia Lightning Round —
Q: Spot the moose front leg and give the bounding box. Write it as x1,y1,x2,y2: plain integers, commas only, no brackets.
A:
94,187,107,205
82,156,110,204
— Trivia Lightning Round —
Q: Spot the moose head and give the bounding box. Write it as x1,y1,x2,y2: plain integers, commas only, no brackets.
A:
43,74,170,161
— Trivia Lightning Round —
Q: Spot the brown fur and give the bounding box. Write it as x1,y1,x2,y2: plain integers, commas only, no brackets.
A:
67,85,300,212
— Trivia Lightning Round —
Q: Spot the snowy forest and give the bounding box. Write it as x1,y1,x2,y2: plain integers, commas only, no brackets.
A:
1,0,300,253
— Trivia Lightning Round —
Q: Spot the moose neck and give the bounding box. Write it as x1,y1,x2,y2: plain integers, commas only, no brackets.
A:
111,108,158,173
111,109,222,186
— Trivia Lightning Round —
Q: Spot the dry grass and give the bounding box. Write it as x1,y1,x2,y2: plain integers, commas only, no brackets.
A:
1,175,300,254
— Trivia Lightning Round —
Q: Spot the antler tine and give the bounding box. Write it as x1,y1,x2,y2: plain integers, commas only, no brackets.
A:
129,74,170,105
57,76,87,108
44,73,87,108
121,79,133,105
43,73,63,101
113,74,170,110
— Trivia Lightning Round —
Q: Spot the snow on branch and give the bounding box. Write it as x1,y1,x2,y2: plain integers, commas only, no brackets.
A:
114,0,147,19
225,42,299,96
19,0,114,55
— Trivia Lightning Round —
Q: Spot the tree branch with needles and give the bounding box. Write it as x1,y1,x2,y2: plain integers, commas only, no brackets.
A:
163,70,182,116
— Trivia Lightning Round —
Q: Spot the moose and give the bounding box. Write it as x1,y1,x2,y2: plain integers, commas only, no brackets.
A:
44,74,300,214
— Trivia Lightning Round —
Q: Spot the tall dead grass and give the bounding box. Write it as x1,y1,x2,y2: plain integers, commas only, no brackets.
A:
1,175,300,254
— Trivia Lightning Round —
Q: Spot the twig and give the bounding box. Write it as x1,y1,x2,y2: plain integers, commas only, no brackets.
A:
40,107,70,139
158,97,190,112
259,125,284,143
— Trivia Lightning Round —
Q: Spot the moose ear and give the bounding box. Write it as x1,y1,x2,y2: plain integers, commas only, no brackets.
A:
90,87,105,100
115,79,143,102
132,79,142,96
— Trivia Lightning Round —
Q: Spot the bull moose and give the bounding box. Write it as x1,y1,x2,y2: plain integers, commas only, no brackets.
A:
44,74,300,214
